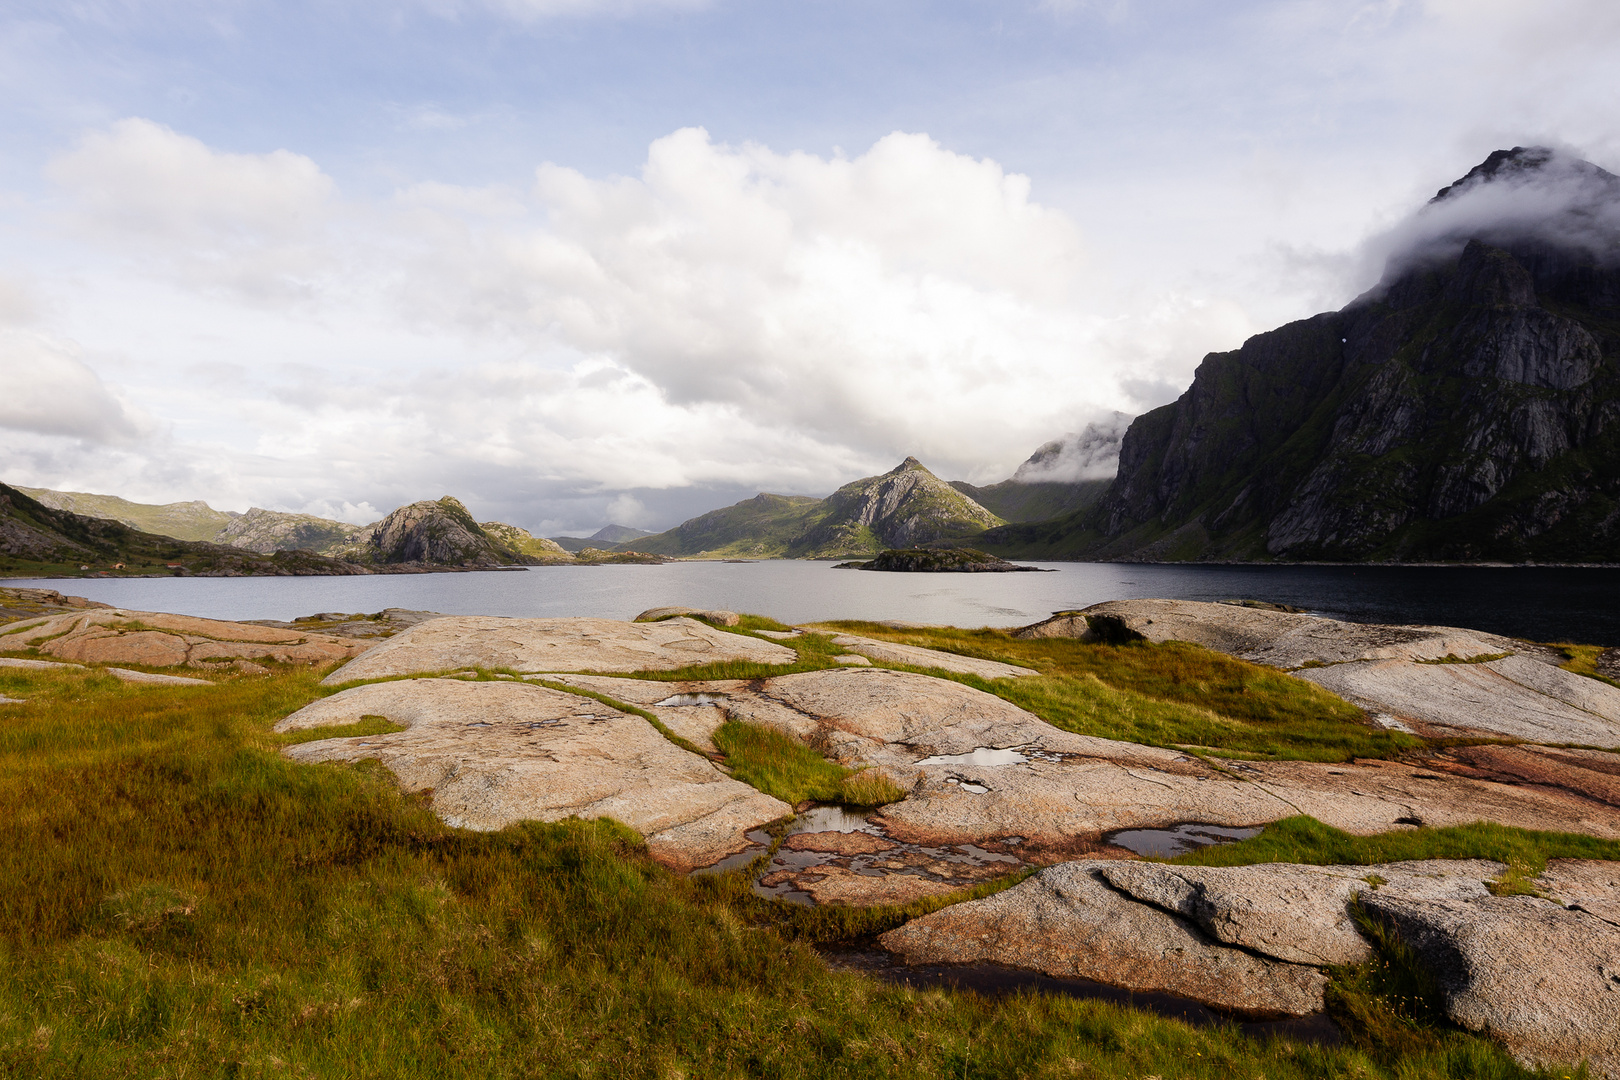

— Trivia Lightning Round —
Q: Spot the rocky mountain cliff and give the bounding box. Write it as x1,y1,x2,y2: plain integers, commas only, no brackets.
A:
215,508,366,555
338,497,546,566
630,458,1002,558
983,147,1620,563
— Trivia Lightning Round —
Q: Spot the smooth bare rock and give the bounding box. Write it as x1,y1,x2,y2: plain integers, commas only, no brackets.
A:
0,609,370,668
880,860,1328,1017
322,616,795,684
0,696,23,704
1537,860,1620,927
105,668,214,686
1022,600,1620,746
1299,658,1620,745
556,668,1620,853
832,654,872,666
635,606,742,627
1434,744,1620,809
1098,859,1502,965
754,629,802,639
1363,892,1620,1077
825,633,1037,678
0,657,82,671
276,679,789,870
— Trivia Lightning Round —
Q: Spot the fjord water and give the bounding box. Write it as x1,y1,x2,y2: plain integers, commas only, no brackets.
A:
8,561,1620,643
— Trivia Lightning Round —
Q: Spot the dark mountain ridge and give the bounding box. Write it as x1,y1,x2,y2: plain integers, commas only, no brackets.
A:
981,148,1620,563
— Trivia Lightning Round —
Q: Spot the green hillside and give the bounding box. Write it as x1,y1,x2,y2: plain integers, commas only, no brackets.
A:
17,487,238,543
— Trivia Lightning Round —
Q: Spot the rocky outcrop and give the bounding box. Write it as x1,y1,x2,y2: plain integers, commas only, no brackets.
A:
634,606,742,627
1362,891,1620,1076
276,679,790,870
0,608,372,669
1020,600,1620,745
213,507,365,555
979,148,1620,563
836,547,1045,572
320,615,796,684
341,496,524,565
878,860,1332,1017
477,521,574,562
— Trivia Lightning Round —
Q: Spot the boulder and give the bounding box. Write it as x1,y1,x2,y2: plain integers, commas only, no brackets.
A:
635,606,742,627
320,616,795,685
879,860,1329,1017
1097,859,1502,965
276,678,790,870
1363,892,1620,1077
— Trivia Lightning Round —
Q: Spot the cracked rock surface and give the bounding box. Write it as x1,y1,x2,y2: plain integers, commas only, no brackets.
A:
0,608,370,669
321,616,795,684
276,678,790,870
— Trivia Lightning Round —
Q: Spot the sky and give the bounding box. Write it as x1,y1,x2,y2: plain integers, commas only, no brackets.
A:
2,0,1618,535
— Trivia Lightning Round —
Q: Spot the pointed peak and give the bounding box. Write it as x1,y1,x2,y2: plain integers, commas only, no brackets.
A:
893,456,929,474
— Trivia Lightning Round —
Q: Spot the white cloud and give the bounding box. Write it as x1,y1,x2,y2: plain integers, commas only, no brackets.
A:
0,330,149,442
46,118,337,302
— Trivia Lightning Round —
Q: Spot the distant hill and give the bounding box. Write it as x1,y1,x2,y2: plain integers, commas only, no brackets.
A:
981,147,1620,563
18,487,239,543
550,524,655,553
629,458,1002,559
0,483,369,577
215,508,365,554
949,478,1110,523
336,497,565,566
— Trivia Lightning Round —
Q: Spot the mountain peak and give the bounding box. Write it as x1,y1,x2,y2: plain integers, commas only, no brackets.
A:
1429,145,1620,205
894,456,928,473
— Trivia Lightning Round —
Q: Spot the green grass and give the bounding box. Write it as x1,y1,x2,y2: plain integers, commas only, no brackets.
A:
711,721,904,806
0,663,1567,1079
820,623,1418,762
1553,643,1620,689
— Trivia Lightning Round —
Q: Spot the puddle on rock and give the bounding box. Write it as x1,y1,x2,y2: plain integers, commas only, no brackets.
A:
912,743,1066,767
1104,822,1262,858
691,829,774,876
752,804,1022,905
654,692,730,707
824,949,1341,1046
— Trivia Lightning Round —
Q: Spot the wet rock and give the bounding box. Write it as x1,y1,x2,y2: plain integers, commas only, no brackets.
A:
824,633,1037,678
0,609,370,668
635,606,742,627
879,861,1328,1017
321,616,796,685
788,864,983,906
783,831,897,855
276,678,790,870
1362,892,1620,1077
1097,859,1502,965
1536,860,1620,928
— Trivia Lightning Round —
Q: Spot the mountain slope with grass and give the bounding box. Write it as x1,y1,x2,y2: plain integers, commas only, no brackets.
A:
17,486,240,542
0,483,369,577
981,147,1620,563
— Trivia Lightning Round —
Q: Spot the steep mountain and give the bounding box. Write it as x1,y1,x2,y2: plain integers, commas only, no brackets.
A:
949,477,1110,524
0,483,367,577
947,416,1125,523
18,487,239,543
630,458,1002,559
215,508,365,554
550,524,655,553
338,497,540,566
982,147,1620,563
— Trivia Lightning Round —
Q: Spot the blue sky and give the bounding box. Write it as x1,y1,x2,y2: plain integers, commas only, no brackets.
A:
3,1,1618,533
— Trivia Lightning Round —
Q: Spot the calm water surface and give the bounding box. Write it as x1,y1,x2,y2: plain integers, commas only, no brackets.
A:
7,561,1619,643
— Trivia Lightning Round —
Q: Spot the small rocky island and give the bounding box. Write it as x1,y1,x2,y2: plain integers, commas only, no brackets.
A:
834,547,1049,572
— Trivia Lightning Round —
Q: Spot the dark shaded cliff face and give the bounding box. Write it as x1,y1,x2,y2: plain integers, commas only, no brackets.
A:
985,148,1620,563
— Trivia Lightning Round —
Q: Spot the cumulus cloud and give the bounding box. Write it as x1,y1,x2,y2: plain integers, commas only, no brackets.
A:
0,331,148,443
46,118,336,301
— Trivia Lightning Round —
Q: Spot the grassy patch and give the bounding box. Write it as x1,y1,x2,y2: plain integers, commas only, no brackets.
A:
710,721,902,806
0,663,1562,1078
822,622,1416,762
1415,652,1512,665
1554,642,1620,689
1169,814,1620,875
